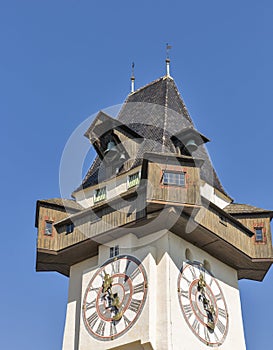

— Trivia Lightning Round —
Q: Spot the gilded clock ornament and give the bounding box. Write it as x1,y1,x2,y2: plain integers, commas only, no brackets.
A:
177,261,229,347
82,255,148,340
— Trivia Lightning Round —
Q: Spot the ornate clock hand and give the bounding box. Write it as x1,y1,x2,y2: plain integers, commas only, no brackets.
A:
198,274,215,331
111,292,123,321
102,273,113,293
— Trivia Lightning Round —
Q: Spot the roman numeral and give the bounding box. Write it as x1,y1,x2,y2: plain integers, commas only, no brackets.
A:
192,318,200,334
189,266,197,280
218,307,227,318
216,319,226,335
133,282,145,294
96,320,106,336
215,293,222,302
89,286,100,293
85,298,96,310
124,260,132,282
204,326,211,343
124,260,131,273
87,312,99,328
128,298,141,313
180,289,189,299
123,314,131,328
130,267,141,280
183,304,193,319
208,276,213,287
183,275,192,286
111,260,120,274
110,322,117,337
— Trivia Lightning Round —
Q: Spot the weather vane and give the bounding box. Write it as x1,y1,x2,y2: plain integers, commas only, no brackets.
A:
131,62,135,93
166,43,172,59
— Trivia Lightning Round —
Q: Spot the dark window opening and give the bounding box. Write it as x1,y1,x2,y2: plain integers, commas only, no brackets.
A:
110,245,119,258
45,221,53,236
128,172,140,189
255,227,263,242
66,223,74,234
94,187,106,203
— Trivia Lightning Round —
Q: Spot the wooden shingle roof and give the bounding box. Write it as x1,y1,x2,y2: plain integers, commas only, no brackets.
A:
224,203,273,217
79,76,228,197
38,198,83,211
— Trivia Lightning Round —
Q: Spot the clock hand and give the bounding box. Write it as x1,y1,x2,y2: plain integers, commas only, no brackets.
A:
102,273,113,293
198,274,215,331
101,273,123,321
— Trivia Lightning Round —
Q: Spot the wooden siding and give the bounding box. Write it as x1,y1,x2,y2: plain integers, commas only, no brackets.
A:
146,162,201,206
194,206,273,259
36,158,272,280
37,205,86,251
232,215,273,259
37,190,146,252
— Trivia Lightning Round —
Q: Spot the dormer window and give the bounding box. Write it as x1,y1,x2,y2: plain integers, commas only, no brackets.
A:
94,187,106,203
162,171,185,187
104,139,118,161
128,172,140,189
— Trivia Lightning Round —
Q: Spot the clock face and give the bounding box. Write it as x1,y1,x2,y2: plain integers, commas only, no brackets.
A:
82,255,148,341
177,261,229,347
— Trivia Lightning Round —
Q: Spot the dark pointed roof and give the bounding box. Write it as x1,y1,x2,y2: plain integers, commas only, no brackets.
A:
78,76,228,197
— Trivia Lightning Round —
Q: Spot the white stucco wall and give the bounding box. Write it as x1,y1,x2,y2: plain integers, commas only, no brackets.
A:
62,231,246,350
200,183,231,209
74,170,141,208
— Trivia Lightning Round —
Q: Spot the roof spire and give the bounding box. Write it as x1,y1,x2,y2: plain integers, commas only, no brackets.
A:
166,43,172,77
130,62,135,93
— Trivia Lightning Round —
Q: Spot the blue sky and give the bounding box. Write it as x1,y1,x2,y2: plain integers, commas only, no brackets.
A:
1,1,272,349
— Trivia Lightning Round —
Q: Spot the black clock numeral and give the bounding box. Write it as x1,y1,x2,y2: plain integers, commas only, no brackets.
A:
124,260,132,282
208,276,213,287
183,304,193,319
87,312,99,328
204,326,211,343
213,329,219,343
110,322,117,337
215,293,222,302
216,319,226,335
123,314,131,328
128,298,141,313
111,260,120,274
180,289,189,299
96,320,106,337
183,275,192,286
85,298,96,310
133,282,145,294
189,266,197,280
218,307,227,318
124,259,131,274
192,318,200,334
130,267,141,280
89,286,100,293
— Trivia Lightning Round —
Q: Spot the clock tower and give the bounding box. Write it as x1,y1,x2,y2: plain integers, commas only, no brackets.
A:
35,61,273,350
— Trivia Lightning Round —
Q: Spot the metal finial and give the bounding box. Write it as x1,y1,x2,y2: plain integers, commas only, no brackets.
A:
131,62,135,93
165,43,172,77
166,43,172,59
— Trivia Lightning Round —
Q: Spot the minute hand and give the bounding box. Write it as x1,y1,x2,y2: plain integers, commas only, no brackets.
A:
197,274,215,330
